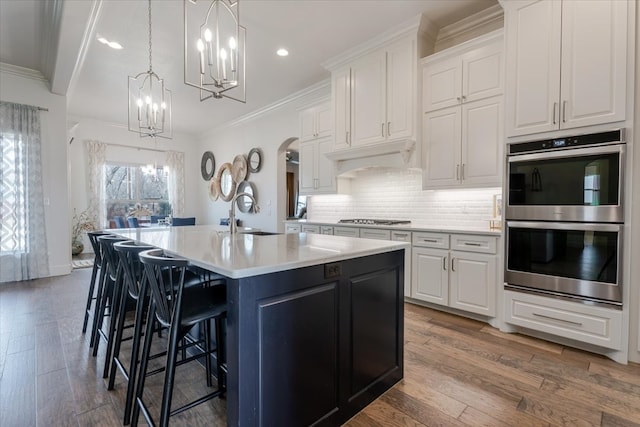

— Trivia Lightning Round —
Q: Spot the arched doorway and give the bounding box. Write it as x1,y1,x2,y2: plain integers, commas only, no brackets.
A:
276,137,299,232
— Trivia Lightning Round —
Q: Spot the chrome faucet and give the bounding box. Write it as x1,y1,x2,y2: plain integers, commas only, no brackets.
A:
229,192,259,234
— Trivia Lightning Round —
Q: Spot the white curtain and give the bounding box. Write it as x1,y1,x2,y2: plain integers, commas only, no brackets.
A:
86,140,107,228
0,101,49,283
165,150,185,216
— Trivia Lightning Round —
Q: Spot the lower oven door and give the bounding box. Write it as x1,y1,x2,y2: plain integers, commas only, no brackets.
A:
505,221,623,305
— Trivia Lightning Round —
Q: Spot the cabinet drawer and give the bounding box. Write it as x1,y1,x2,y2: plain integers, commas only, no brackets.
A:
333,226,359,238
301,225,320,234
412,232,449,249
391,231,411,242
504,290,623,350
451,234,497,254
320,226,334,235
359,229,391,240
285,224,301,233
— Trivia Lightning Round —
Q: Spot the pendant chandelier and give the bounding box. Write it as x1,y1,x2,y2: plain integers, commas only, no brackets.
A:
184,0,246,103
128,0,173,139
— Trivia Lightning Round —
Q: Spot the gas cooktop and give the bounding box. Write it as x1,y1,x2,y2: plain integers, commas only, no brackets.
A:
338,219,411,225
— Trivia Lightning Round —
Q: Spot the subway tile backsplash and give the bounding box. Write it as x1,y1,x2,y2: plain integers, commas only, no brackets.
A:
307,168,501,228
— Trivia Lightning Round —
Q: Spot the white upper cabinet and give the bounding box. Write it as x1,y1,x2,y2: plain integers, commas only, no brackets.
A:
421,31,503,189
300,102,332,142
331,35,417,149
423,37,503,113
299,138,336,195
505,0,628,137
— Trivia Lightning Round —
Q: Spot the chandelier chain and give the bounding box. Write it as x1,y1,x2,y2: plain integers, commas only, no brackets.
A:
148,0,152,72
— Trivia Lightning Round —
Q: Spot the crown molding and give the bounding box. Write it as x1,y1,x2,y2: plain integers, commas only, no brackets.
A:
0,62,48,82
200,79,331,137
322,14,427,71
435,4,504,48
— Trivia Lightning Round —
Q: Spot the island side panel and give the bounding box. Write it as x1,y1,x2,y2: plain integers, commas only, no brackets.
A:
226,249,404,427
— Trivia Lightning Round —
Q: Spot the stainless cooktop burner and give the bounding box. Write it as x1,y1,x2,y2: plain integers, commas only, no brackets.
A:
338,219,411,225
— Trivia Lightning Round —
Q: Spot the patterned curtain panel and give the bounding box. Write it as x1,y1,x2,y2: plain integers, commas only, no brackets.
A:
0,102,49,283
86,140,107,228
165,150,185,216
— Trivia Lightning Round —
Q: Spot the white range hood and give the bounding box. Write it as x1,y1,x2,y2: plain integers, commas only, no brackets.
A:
324,139,418,176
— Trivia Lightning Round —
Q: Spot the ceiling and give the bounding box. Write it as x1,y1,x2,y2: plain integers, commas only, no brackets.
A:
0,0,498,137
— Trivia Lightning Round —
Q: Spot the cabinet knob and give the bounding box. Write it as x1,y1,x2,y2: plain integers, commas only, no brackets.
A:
456,96,461,102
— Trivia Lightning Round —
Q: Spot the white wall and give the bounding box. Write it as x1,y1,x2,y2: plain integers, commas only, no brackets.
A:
0,70,70,277
68,116,201,227
196,84,330,232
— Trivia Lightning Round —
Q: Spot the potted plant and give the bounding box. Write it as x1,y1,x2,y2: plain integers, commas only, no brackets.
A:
72,208,97,255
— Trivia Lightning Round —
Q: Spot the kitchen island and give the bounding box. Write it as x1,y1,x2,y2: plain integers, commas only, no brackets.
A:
112,225,408,426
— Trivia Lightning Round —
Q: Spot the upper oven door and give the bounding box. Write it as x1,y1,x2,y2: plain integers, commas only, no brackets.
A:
506,144,625,222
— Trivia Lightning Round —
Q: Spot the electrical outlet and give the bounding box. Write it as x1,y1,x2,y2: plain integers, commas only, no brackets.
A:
324,262,342,279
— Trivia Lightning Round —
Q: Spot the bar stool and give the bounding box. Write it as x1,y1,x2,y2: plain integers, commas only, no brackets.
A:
82,231,111,334
132,249,227,427
91,235,128,366
108,240,155,425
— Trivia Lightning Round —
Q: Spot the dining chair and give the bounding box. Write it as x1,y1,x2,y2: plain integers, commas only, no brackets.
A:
171,217,196,226
114,216,127,228
127,217,140,228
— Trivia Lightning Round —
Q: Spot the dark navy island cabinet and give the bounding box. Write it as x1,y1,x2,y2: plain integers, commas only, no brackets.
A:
225,249,405,426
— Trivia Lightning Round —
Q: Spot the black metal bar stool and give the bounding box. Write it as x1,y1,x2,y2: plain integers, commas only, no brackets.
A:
91,235,128,366
132,249,227,427
82,231,111,334
108,240,155,425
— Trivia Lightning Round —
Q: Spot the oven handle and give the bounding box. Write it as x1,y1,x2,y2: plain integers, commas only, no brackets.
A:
506,221,622,233
508,143,625,162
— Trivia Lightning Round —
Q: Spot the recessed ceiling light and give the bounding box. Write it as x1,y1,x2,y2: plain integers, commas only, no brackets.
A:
276,48,289,57
97,36,123,50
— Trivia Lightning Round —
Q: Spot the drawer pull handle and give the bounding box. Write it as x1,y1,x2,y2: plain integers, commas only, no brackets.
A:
395,233,408,237
422,239,438,243
532,313,583,326
464,242,482,247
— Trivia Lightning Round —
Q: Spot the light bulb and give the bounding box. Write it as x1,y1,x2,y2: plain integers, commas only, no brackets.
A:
204,28,212,42
161,102,167,109
145,96,151,105
153,103,158,112
229,37,237,49
136,98,143,107
220,48,227,60
197,39,205,52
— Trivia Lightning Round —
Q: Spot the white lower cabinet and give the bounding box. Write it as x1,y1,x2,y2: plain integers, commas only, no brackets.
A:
285,224,301,233
320,226,334,235
504,290,623,350
412,232,497,317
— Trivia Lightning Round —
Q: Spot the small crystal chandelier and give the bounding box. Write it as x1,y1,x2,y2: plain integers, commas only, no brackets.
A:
184,0,246,103
128,0,173,139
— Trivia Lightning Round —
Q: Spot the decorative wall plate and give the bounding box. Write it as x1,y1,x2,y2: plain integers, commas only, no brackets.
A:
247,147,262,173
200,151,215,181
231,154,248,183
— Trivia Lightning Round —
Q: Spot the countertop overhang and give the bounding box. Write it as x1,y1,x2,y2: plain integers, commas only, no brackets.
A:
110,225,409,279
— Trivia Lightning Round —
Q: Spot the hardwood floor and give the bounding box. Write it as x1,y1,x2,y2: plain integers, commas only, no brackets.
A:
1,268,639,426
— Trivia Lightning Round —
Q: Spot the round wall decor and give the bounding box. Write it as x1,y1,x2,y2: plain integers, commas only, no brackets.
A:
231,154,248,183
216,162,236,202
200,151,215,181
208,177,219,201
247,148,263,173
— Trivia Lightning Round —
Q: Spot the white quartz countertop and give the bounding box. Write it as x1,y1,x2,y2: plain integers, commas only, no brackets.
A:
111,225,409,279
285,219,502,236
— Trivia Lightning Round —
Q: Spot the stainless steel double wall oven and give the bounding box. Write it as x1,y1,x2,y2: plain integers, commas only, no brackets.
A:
505,129,625,307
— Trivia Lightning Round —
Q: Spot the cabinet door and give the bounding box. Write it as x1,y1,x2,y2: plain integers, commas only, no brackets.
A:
505,0,562,137
449,251,496,316
299,142,317,194
461,96,503,187
285,224,302,234
560,0,627,129
351,51,386,146
386,38,415,140
334,226,359,238
316,139,335,193
300,108,317,142
411,247,448,305
462,41,503,103
301,224,320,234
422,106,461,189
333,67,351,150
315,103,333,139
422,56,461,113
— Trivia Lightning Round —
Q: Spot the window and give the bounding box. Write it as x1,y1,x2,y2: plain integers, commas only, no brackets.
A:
105,163,171,225
1,134,26,252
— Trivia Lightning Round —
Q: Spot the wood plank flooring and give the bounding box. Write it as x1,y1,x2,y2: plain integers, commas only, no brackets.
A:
1,268,639,426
